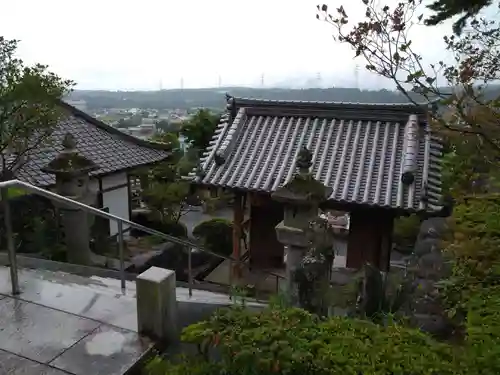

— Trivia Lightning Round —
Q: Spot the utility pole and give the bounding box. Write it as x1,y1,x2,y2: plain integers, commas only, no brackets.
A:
354,64,360,89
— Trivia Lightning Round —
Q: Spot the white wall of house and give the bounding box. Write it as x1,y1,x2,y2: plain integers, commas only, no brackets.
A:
100,172,130,236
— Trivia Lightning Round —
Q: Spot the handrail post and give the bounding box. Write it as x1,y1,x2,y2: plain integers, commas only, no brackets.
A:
1,187,20,295
228,259,233,301
117,221,126,293
187,246,193,298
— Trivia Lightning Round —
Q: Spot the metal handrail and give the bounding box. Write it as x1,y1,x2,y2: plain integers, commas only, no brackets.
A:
0,179,284,297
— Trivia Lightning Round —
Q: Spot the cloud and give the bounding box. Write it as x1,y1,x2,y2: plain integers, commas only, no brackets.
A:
0,0,454,90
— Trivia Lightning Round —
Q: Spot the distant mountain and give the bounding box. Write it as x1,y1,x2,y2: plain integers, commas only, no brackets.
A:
68,86,500,111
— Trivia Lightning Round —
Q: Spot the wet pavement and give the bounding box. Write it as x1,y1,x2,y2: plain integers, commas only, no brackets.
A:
0,265,265,375
0,267,152,375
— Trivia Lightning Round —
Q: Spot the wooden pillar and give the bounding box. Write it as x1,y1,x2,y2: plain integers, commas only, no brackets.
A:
232,192,244,278
346,209,394,270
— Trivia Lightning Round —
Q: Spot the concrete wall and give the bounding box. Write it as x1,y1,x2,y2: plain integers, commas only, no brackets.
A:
101,172,130,236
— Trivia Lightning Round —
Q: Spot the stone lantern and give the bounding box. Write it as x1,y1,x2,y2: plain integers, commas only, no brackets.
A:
42,133,99,265
272,146,332,305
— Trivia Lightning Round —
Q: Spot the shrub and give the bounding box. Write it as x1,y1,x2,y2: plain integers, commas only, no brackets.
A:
160,220,188,238
439,196,500,320
464,287,500,374
130,211,187,238
193,218,233,257
147,306,461,375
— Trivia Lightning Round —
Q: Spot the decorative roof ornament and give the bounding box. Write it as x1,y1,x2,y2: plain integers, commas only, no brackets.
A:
296,146,313,174
226,94,235,110
195,163,206,179
225,93,236,120
62,133,77,151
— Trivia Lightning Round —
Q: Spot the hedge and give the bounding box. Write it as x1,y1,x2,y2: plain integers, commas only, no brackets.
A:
192,218,233,257
146,305,463,375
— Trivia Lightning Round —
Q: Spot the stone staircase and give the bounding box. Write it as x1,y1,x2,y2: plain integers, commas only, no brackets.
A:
0,265,264,375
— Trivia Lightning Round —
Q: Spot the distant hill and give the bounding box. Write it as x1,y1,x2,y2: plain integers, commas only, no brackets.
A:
68,86,500,110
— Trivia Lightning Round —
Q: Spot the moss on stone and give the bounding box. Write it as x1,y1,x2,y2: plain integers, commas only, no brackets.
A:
45,153,96,173
273,173,331,203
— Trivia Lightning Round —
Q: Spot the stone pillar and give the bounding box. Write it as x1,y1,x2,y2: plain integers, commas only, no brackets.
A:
136,266,178,343
410,217,452,337
41,133,98,266
272,146,332,306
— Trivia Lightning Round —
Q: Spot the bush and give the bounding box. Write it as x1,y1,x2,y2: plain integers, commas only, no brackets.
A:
160,220,188,238
147,306,461,375
193,218,233,257
130,211,187,238
464,288,500,374
439,196,500,320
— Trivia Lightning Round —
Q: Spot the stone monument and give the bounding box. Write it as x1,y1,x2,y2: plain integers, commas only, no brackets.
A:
42,133,98,265
272,146,332,307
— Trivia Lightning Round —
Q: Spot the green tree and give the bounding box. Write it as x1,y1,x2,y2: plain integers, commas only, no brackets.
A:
142,133,192,224
181,109,219,157
0,37,73,180
151,131,180,151
155,119,171,133
425,0,496,35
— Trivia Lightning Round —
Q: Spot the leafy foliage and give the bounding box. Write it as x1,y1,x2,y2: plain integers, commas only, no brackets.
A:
425,0,496,35
151,131,181,150
0,37,73,179
465,287,500,373
148,305,461,375
393,214,421,250
181,109,219,157
141,135,194,224
143,179,190,224
192,218,233,257
439,196,500,320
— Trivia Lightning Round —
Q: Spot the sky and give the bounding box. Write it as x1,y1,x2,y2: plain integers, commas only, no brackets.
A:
0,0,455,90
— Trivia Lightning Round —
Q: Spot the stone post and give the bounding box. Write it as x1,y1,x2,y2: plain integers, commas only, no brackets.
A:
136,266,178,343
272,146,332,306
42,133,98,265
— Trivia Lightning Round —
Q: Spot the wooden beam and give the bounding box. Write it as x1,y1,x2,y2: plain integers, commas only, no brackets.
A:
232,192,245,278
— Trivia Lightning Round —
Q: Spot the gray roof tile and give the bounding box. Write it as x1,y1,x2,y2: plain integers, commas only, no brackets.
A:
11,101,170,187
189,96,443,213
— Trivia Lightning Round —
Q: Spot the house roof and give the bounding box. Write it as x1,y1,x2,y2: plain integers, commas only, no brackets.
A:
15,101,170,187
188,95,443,213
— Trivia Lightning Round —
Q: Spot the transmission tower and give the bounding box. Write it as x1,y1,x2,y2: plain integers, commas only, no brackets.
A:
261,73,265,87
180,77,184,90
354,64,360,89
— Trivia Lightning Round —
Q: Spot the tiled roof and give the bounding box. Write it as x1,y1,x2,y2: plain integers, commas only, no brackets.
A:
189,96,443,213
13,101,170,187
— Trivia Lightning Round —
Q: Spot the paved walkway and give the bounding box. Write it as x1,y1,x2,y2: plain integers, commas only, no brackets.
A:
0,266,265,375
0,268,152,375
